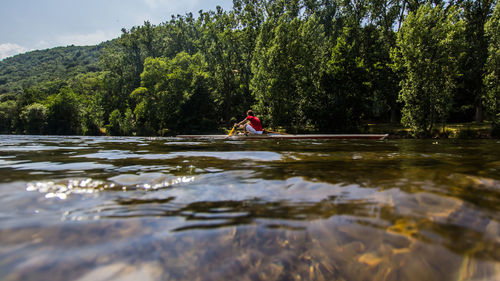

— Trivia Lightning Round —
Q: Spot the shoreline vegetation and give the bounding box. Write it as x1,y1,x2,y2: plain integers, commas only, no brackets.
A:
0,1,499,139
1,122,497,139
365,122,499,139
229,122,498,139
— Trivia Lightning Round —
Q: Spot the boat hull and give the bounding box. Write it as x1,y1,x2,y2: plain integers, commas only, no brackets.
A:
176,134,389,140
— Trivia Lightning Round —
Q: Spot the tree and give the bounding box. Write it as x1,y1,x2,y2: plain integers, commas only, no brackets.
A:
484,2,500,132
46,88,82,135
17,80,67,108
130,86,156,135
252,16,301,129
122,108,135,136
452,0,495,123
0,99,17,134
107,109,123,136
20,103,47,134
360,25,400,123
81,102,104,136
69,72,107,135
133,52,215,135
339,0,370,27
392,4,465,135
368,0,403,123
157,13,202,58
107,108,135,136
199,7,255,126
2,0,496,137
252,6,327,131
311,27,369,132
177,73,218,133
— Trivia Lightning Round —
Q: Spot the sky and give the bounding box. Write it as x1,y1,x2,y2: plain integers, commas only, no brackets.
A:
0,0,234,60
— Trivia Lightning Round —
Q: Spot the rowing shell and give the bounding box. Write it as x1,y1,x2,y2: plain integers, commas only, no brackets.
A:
176,134,389,140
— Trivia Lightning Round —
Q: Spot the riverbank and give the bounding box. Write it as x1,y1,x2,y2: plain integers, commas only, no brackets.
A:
364,122,499,139
1,122,498,139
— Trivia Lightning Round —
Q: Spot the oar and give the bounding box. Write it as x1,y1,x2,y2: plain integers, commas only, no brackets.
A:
228,125,237,137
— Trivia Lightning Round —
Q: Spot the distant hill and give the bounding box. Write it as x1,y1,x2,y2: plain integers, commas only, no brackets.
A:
0,43,110,94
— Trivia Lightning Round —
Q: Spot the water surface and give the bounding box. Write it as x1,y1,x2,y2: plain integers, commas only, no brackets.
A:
0,135,499,281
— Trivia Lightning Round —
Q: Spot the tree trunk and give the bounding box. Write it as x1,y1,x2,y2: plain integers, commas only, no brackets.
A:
390,102,399,124
475,101,484,123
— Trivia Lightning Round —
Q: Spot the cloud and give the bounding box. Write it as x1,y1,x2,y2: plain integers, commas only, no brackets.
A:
143,0,168,9
56,30,120,47
143,0,183,11
0,43,30,60
34,40,51,50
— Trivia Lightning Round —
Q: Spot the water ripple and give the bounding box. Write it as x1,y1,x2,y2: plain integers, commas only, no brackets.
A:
2,136,500,281
75,151,283,161
10,161,114,171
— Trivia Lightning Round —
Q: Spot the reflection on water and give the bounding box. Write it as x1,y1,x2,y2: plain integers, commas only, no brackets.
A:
0,135,499,281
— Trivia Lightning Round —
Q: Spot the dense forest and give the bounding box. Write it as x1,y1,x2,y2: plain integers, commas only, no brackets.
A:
0,0,498,137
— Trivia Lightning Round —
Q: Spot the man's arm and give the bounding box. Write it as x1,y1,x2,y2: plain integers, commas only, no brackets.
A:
235,117,248,127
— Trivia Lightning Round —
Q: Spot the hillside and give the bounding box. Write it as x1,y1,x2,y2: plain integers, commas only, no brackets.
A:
0,43,108,94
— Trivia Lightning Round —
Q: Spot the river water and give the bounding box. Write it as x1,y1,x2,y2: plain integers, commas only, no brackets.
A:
0,135,499,281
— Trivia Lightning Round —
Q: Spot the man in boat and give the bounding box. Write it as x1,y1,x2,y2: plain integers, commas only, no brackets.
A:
235,110,264,135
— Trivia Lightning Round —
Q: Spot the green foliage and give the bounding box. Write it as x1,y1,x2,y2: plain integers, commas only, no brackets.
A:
252,13,326,131
107,109,123,136
122,108,135,136
0,99,17,133
201,9,249,125
0,45,104,94
0,0,497,137
20,103,47,134
361,25,400,123
17,80,68,107
312,26,368,132
67,72,107,135
81,108,103,136
107,107,135,137
252,16,302,129
46,88,82,135
452,0,495,123
392,4,465,135
484,2,500,125
132,52,215,135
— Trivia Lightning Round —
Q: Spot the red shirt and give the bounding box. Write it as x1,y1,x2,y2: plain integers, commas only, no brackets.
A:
245,116,263,131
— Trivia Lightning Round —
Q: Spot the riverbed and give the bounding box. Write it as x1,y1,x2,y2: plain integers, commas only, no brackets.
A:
0,135,499,281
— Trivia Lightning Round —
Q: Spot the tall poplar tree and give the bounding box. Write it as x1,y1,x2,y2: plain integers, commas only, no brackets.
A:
484,2,500,131
453,0,495,122
392,4,465,135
